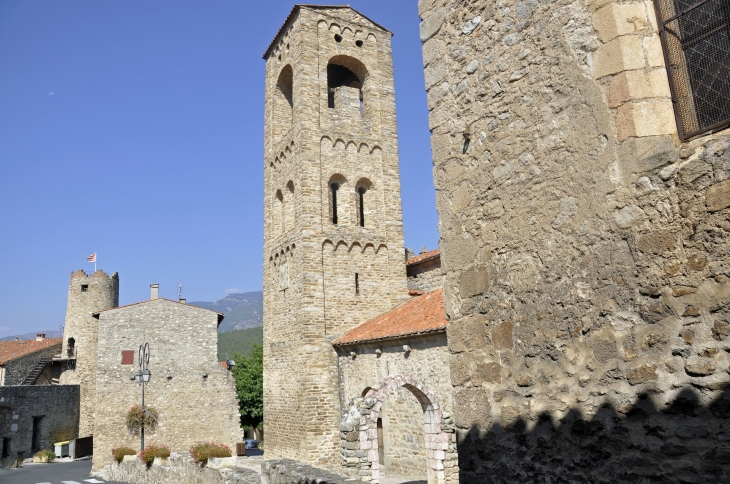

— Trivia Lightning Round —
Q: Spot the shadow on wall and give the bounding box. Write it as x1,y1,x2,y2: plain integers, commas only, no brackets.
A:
457,387,730,483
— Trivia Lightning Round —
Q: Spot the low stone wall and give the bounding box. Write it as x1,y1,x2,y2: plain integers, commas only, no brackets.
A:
95,452,260,484
261,459,359,484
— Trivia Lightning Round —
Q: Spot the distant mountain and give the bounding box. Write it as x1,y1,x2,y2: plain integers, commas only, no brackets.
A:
189,291,263,333
0,330,63,341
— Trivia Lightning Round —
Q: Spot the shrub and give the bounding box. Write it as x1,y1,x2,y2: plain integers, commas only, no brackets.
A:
34,449,56,462
125,405,159,436
189,442,232,466
139,444,171,465
112,446,137,464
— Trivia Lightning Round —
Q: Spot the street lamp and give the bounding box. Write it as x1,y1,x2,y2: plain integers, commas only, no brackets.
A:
135,342,151,452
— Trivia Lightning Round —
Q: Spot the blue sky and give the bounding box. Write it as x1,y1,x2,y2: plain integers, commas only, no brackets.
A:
0,1,438,336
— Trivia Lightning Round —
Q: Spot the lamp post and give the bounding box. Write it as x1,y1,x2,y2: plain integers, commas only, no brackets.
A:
134,342,151,453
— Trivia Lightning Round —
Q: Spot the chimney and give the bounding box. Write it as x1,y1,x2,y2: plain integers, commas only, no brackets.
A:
150,284,159,300
179,298,186,304
36,334,45,341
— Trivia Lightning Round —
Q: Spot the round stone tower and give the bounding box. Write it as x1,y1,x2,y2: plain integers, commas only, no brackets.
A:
60,269,119,438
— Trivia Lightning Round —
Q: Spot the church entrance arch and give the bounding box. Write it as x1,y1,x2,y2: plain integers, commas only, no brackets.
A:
340,374,451,484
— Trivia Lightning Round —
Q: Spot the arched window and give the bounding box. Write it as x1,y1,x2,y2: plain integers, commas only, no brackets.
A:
67,338,75,357
327,56,368,115
328,174,348,226
273,65,293,140
355,179,372,228
274,189,284,237
284,181,295,232
331,183,339,224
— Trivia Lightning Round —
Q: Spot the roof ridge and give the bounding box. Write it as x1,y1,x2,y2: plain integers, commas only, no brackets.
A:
263,4,392,60
92,297,224,316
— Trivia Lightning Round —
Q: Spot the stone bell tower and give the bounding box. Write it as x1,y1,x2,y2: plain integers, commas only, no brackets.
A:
262,5,408,467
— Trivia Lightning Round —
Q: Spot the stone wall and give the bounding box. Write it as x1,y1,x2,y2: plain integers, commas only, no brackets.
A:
59,269,119,438
0,385,79,468
1,342,61,386
379,386,426,479
92,298,241,471
97,452,260,484
263,6,409,469
336,333,458,483
407,256,444,293
262,459,357,484
419,0,730,481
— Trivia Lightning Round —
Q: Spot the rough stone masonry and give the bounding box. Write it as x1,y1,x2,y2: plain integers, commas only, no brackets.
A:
262,5,410,470
419,0,730,482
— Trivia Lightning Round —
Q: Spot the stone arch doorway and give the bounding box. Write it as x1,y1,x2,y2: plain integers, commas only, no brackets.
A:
340,374,454,484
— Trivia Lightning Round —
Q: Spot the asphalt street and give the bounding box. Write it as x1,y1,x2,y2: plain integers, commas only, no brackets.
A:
0,459,124,484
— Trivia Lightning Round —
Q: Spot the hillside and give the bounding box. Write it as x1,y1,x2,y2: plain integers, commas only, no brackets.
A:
0,330,63,341
217,326,263,361
189,291,262,333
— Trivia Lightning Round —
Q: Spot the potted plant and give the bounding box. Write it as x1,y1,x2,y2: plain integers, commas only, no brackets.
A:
189,442,232,467
139,444,171,467
112,446,137,464
32,449,55,463
125,405,159,436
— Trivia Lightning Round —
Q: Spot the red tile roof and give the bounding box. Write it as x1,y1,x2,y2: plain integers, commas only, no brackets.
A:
406,249,440,267
0,338,62,366
263,4,392,59
332,289,447,346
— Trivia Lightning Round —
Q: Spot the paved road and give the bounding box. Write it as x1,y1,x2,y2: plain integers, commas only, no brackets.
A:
0,459,123,484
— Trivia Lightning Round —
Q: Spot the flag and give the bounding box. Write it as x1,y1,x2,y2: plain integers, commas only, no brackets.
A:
87,252,97,263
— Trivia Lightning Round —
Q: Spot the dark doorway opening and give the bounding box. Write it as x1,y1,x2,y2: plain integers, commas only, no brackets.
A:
31,416,43,452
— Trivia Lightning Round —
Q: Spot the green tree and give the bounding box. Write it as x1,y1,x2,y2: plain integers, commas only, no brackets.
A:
232,343,263,429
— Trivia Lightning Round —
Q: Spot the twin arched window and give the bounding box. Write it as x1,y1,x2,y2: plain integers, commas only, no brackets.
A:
329,176,372,227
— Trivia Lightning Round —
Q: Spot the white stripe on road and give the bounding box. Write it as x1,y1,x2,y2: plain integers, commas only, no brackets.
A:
85,480,105,483
61,481,82,484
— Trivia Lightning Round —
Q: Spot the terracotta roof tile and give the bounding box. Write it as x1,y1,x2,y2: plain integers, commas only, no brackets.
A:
0,338,62,366
332,289,447,346
406,249,440,267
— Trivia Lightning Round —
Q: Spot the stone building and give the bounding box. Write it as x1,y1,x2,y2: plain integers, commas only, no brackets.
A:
418,0,730,481
262,5,456,482
58,269,119,438
333,288,456,483
90,285,241,470
407,248,444,293
0,335,61,386
262,4,409,467
0,385,80,468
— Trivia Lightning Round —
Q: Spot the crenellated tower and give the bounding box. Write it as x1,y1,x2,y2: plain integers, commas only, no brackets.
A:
262,5,408,467
59,269,119,438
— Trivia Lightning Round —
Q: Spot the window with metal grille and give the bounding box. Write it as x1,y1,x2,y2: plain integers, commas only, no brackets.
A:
121,350,135,365
654,0,730,140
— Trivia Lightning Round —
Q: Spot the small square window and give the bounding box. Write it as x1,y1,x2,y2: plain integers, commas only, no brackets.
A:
121,350,135,365
81,284,88,292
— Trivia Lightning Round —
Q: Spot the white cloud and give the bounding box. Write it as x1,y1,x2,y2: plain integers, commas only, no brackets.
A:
0,326,10,333
224,287,241,294
48,92,55,96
